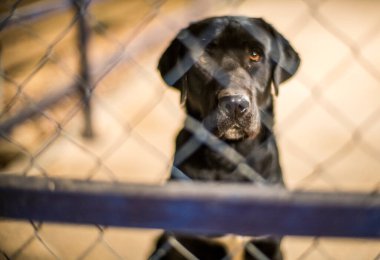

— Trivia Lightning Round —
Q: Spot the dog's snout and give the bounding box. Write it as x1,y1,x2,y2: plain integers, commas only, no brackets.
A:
219,95,250,117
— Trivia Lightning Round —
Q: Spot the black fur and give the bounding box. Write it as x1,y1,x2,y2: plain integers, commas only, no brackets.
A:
150,16,300,260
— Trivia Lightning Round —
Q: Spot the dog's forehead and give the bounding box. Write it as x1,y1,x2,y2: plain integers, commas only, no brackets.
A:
232,19,272,46
188,17,272,48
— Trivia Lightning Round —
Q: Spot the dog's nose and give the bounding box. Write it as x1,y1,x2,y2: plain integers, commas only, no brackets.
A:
219,95,250,117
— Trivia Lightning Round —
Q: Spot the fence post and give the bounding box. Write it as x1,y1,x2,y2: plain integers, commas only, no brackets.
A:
0,44,3,114
72,0,94,138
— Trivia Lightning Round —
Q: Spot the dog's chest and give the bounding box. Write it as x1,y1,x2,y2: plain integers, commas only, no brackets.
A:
174,132,283,184
177,141,262,182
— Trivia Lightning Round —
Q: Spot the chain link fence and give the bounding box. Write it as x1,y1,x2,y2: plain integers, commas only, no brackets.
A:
1,0,380,259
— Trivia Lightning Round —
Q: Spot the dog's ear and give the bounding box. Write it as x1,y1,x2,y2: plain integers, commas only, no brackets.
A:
158,30,189,105
270,28,300,95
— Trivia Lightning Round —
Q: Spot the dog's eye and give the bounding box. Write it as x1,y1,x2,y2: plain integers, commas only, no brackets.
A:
249,51,261,62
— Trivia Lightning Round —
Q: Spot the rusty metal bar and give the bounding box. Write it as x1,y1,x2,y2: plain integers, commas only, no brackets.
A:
0,174,379,238
0,1,95,136
0,1,69,30
72,0,94,138
0,85,78,135
0,0,103,31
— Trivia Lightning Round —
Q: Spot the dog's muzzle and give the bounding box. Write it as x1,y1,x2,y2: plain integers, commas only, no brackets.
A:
215,93,259,140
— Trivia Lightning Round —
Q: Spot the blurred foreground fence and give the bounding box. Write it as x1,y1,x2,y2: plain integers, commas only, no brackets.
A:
1,0,380,259
1,174,380,239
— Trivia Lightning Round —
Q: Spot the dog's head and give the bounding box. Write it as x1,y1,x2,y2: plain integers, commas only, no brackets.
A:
158,16,300,140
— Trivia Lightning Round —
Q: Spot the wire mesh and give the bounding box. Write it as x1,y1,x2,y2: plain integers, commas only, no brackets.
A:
1,0,380,259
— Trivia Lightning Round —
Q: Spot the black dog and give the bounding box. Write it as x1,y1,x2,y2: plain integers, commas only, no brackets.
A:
150,16,300,260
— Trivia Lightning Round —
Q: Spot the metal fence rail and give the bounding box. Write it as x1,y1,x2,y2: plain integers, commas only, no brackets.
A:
1,174,380,239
